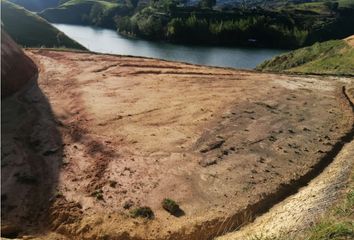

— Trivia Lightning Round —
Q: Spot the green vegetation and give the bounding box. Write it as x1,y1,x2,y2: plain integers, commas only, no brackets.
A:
36,0,354,48
1,0,85,49
248,165,354,240
39,0,132,29
91,189,104,200
117,6,309,48
305,168,354,240
130,206,154,219
162,198,181,216
8,0,60,12
115,0,354,48
307,222,354,240
257,38,354,75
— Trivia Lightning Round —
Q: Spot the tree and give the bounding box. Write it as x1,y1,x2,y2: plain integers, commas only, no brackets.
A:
324,1,339,14
126,0,139,8
200,0,216,9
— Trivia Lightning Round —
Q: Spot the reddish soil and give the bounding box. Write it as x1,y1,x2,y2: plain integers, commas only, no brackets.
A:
1,49,354,240
1,30,37,98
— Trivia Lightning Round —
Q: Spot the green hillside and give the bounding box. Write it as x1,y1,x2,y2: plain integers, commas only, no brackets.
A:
37,0,354,48
256,38,354,76
8,0,60,12
1,0,86,49
39,0,131,29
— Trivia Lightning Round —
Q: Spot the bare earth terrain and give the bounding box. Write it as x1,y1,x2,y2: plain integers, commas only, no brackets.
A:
2,49,353,239
218,139,354,240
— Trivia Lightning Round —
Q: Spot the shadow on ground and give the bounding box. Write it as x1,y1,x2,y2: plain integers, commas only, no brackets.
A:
1,31,64,238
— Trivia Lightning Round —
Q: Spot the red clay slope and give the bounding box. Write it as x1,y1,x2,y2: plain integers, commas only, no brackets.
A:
1,30,38,97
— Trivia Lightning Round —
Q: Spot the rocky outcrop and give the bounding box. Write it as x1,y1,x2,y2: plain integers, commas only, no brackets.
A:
1,30,38,98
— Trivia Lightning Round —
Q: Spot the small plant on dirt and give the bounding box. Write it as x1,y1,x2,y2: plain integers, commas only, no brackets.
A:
162,198,181,216
130,206,154,219
15,172,38,185
91,189,104,201
52,189,64,199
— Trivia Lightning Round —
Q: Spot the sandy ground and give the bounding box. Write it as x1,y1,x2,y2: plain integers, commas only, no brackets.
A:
346,35,354,47
2,49,354,239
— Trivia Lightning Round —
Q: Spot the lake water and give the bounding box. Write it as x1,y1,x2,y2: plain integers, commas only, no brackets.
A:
53,23,286,69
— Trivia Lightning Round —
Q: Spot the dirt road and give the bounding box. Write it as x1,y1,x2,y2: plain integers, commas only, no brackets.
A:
2,49,353,239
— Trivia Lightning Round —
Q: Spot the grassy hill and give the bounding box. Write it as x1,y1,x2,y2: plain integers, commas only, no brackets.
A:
8,0,60,12
39,0,131,29
256,37,354,76
1,0,86,49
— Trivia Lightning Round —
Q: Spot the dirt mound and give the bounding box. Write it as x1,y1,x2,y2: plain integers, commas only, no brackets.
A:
345,35,354,47
20,49,354,240
1,30,37,97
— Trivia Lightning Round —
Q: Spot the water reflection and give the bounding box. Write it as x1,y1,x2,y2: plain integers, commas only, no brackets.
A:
53,23,286,69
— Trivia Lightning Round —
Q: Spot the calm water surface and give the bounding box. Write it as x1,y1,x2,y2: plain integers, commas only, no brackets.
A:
54,23,286,69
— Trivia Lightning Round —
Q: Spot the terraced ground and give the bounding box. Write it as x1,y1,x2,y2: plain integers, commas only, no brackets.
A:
1,49,354,239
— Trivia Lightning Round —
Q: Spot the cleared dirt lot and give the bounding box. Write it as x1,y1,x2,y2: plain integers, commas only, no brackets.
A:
2,49,353,239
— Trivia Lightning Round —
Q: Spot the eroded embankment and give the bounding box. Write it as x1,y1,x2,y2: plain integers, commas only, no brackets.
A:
1,30,38,97
3,49,354,240
218,142,354,240
1,34,63,238
218,87,354,239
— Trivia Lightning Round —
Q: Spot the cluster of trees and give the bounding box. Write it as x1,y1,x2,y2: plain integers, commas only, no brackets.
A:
117,8,310,48
116,7,164,38
166,15,309,47
115,0,354,48
170,14,310,47
80,3,131,28
29,0,354,49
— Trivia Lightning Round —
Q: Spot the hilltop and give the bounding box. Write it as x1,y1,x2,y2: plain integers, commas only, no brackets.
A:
1,0,86,49
39,0,131,29
8,0,60,12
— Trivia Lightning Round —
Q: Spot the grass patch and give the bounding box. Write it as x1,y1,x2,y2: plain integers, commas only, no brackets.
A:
305,166,354,240
257,38,354,76
130,206,154,219
307,222,354,240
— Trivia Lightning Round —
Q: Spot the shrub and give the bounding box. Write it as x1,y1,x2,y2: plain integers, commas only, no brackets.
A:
162,198,182,216
130,206,154,219
91,189,104,200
